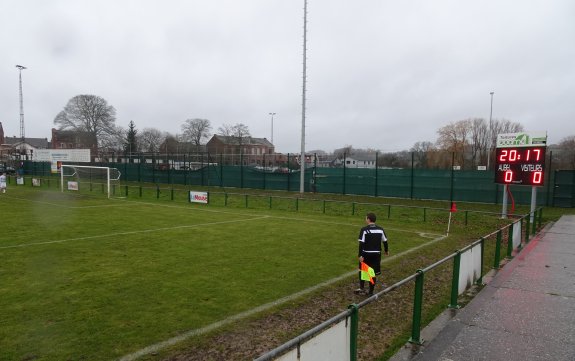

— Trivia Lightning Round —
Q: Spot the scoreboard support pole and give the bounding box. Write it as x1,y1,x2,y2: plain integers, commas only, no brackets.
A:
530,186,537,224
501,184,509,219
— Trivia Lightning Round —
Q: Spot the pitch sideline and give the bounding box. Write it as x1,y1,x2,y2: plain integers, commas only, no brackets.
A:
118,233,448,361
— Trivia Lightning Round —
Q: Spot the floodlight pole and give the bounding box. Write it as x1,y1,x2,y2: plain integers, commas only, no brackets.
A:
16,65,27,155
487,91,494,169
299,0,308,193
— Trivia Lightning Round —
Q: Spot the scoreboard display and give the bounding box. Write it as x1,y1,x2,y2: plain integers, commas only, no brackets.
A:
494,132,547,186
494,146,546,186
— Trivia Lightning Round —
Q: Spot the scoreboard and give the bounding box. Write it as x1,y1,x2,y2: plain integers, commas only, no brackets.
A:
494,132,547,186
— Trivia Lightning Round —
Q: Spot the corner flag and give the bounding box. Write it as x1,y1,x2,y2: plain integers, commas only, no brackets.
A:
360,262,376,284
450,202,457,212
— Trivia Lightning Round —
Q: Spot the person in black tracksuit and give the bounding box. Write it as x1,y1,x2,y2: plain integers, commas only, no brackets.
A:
355,212,389,295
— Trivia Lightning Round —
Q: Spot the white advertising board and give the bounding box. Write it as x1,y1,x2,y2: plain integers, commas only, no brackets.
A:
458,243,482,295
275,318,351,361
189,191,209,204
34,149,92,162
67,181,79,191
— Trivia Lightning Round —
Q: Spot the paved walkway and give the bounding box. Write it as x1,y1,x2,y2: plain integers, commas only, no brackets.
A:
391,215,575,361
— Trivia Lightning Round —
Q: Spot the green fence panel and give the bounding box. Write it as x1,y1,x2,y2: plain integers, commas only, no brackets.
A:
21,161,558,206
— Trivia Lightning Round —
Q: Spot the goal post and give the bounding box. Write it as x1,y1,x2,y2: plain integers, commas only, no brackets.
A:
60,165,122,198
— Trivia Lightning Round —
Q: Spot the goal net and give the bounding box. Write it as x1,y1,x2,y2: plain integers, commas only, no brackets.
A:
60,165,122,198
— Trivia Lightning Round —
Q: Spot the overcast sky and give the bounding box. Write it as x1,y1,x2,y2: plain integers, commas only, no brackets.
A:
1,0,574,153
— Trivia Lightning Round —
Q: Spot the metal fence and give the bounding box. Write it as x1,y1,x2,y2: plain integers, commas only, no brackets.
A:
19,148,575,206
254,209,543,361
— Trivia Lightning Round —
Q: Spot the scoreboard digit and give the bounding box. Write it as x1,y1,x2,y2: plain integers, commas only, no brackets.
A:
494,146,546,186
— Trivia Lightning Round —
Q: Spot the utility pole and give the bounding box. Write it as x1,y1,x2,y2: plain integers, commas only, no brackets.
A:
16,65,27,156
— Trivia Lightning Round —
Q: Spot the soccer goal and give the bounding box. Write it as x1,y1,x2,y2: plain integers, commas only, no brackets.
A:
60,165,122,198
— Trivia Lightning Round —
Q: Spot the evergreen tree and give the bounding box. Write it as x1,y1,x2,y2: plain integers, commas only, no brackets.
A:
124,120,138,161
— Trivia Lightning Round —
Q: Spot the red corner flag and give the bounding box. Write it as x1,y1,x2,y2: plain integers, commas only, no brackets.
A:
450,202,457,213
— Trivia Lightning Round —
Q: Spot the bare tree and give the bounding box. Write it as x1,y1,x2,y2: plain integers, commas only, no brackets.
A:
138,128,165,153
181,118,212,151
98,125,126,156
436,119,472,168
54,94,117,149
217,123,251,152
436,120,472,151
555,136,575,169
469,118,488,166
411,141,435,168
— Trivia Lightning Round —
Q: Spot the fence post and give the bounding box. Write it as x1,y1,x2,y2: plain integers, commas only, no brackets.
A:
375,152,379,197
245,194,248,208
525,214,531,243
323,200,326,214
409,269,425,345
538,207,543,228
449,251,461,309
269,196,272,209
532,209,538,235
517,219,523,250
225,192,228,206
465,210,469,226
493,230,502,269
287,153,291,191
348,304,359,361
125,185,128,197
423,208,426,222
507,222,514,259
343,152,347,195
240,152,244,188
156,185,160,199
220,154,224,188
263,153,267,190
296,198,299,211
387,204,391,219
352,202,356,215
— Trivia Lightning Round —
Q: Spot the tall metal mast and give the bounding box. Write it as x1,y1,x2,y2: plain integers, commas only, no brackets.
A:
16,65,27,153
299,0,308,193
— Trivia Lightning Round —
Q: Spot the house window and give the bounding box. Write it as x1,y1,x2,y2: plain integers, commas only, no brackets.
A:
60,143,66,148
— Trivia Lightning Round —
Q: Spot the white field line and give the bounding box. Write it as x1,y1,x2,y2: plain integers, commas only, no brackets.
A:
109,199,444,238
6,193,445,237
0,216,269,250
118,233,448,361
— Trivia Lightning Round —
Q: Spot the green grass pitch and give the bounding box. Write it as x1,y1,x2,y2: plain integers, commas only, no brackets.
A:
0,186,442,360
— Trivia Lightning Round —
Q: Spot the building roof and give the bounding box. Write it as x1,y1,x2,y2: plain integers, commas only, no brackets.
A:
3,136,50,149
211,135,273,147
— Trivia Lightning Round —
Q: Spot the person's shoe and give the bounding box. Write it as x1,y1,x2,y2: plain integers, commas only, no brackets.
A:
354,288,366,295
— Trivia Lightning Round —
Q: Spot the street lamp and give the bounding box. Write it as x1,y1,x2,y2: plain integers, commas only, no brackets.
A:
269,112,276,144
